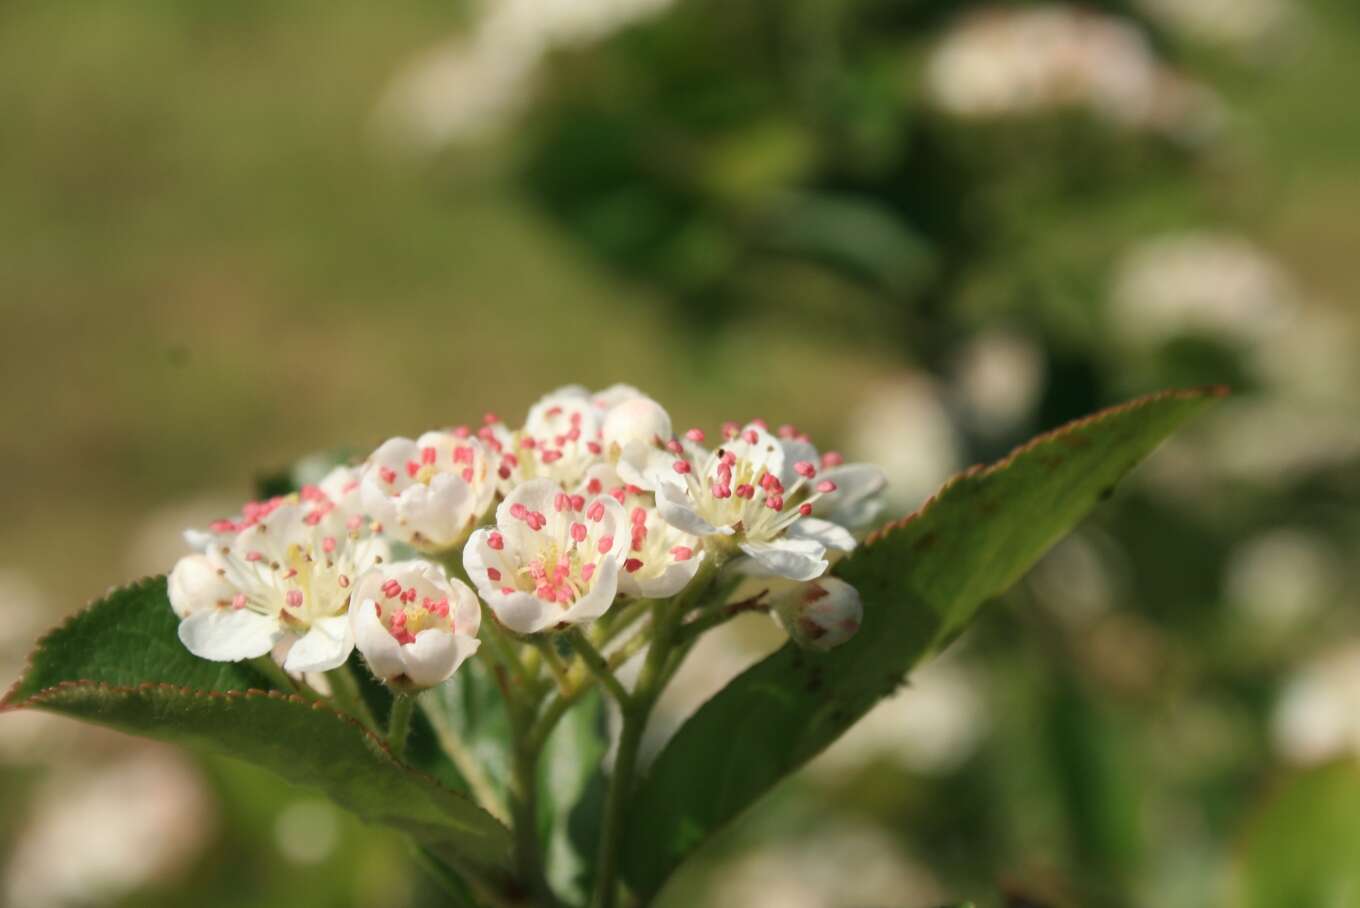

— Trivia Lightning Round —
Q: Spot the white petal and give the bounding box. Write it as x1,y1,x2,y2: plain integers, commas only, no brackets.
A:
490,590,557,635
283,615,354,674
402,630,480,687
616,441,676,491
178,608,282,662
777,437,821,487
350,597,406,682
560,557,621,626
815,463,889,529
399,471,473,547
463,529,511,602
739,538,829,582
786,517,857,552
654,481,721,536
167,554,234,619
632,550,704,598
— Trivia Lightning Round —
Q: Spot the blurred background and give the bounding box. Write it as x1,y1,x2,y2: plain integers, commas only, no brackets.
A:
2,0,1359,905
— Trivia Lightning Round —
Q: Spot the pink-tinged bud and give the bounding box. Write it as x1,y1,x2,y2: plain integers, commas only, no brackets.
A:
603,396,673,451
772,577,863,652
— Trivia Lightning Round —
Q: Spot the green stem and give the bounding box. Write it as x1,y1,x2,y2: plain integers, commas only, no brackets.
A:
590,562,720,908
566,629,632,708
326,662,378,731
533,638,574,694
420,696,511,826
387,694,415,760
507,712,556,907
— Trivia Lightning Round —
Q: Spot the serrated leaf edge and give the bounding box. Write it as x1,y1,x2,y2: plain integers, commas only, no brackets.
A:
854,385,1227,551
1,574,173,709
2,678,502,828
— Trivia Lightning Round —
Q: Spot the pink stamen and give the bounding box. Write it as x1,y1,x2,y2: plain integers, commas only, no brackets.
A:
541,450,563,464
571,522,588,542
587,501,606,522
598,535,614,554
672,460,691,475
285,590,303,608
821,451,844,467
735,484,755,499
510,503,528,520
487,567,501,582
624,558,644,573
799,503,813,516
322,537,336,553
421,446,437,465
815,480,838,493
794,461,817,478
488,532,504,550
231,594,247,610
765,495,784,511
685,428,705,442
379,466,397,485
671,546,694,561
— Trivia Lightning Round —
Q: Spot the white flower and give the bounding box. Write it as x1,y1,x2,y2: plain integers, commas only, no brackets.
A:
481,385,608,492
464,478,628,634
624,422,867,581
771,577,863,651
350,561,481,690
580,465,702,599
169,500,389,673
359,431,498,552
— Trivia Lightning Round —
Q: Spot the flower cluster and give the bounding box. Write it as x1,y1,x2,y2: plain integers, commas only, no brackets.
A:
168,386,886,689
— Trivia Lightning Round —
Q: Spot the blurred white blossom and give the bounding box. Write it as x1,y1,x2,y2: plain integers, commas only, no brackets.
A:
375,0,678,150
845,374,962,513
925,5,1222,141
812,655,987,776
951,330,1046,436
1111,231,1298,349
1273,644,1360,765
708,820,944,908
1225,528,1338,633
274,799,342,866
6,749,213,908
1136,0,1296,55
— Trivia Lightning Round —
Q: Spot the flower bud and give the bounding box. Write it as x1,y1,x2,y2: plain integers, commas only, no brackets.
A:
603,396,672,452
167,553,234,619
350,561,481,692
773,577,863,651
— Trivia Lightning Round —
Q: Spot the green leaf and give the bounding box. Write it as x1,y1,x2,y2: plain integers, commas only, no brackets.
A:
621,387,1225,897
4,576,274,699
2,577,515,876
1238,761,1360,908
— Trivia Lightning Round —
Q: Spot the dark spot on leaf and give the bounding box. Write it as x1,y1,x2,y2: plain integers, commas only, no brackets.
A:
913,532,937,552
